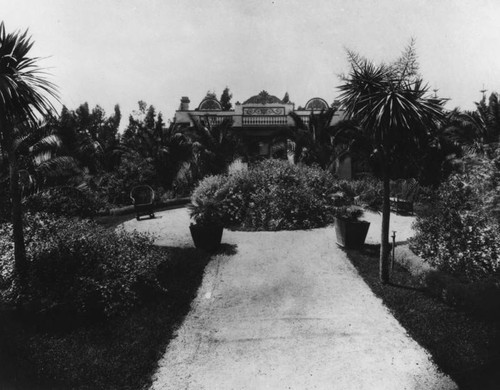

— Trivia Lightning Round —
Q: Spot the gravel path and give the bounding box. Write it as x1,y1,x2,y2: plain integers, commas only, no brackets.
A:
122,209,456,390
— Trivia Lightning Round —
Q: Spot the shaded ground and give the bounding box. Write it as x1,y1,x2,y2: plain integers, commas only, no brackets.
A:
346,244,500,390
124,209,456,390
0,245,210,390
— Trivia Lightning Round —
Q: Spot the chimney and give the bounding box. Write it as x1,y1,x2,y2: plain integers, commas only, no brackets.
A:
179,96,190,111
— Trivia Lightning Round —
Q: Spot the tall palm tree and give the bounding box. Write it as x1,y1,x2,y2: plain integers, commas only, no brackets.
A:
338,44,445,283
0,22,58,278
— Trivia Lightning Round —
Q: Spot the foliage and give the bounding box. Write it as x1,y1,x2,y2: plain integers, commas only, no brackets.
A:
0,246,210,390
346,245,500,390
51,103,122,175
0,213,167,318
220,87,233,111
122,101,192,191
190,159,351,231
424,270,500,319
334,205,364,221
95,151,156,205
283,109,362,171
338,176,383,211
188,175,226,226
23,186,108,218
0,21,59,277
338,39,445,282
412,173,500,282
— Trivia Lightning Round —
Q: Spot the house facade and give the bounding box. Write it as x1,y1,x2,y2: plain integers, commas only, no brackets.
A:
174,91,359,178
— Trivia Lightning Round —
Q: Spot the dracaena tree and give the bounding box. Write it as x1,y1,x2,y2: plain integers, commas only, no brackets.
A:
0,22,58,278
338,41,445,283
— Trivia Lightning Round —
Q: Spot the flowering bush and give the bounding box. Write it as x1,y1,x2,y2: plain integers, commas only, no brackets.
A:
191,159,351,231
412,175,500,282
1,213,167,318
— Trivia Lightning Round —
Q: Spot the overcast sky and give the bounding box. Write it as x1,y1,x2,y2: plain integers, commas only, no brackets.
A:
3,0,500,127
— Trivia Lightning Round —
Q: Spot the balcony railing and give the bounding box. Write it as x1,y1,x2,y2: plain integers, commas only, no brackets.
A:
242,116,288,126
195,115,228,126
299,116,310,125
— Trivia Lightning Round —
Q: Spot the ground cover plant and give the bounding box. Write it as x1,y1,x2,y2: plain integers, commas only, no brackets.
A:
0,212,211,389
344,245,500,390
191,159,353,231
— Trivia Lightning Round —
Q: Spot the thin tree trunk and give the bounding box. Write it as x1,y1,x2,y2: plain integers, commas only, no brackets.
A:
7,136,27,279
379,166,391,284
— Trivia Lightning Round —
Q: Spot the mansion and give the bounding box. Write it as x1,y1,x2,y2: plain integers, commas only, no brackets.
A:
174,91,354,178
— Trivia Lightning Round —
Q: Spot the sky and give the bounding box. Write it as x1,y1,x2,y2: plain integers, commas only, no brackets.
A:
3,0,500,129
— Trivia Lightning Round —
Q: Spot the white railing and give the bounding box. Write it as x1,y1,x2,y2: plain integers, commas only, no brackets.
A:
299,116,310,125
196,115,228,126
242,116,288,126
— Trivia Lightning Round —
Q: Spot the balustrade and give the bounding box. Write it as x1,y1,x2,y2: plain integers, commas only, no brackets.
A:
242,116,288,126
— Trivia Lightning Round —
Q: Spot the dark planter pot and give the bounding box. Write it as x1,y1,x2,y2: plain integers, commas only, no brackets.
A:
189,223,224,252
334,218,370,248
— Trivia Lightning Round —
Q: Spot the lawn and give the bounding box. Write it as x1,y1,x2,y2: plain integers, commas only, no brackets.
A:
0,245,210,390
344,244,500,390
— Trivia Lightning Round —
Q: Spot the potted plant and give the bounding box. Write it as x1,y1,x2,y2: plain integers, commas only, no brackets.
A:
334,206,370,248
188,196,224,252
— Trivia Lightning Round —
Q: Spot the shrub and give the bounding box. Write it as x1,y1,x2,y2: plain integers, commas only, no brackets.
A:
412,175,500,282
1,213,167,318
190,159,350,231
189,175,227,226
96,151,157,206
424,270,500,319
23,186,108,218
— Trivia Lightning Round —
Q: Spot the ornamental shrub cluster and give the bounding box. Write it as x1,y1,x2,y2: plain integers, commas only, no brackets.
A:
191,159,350,231
23,186,108,218
411,174,500,282
0,213,167,318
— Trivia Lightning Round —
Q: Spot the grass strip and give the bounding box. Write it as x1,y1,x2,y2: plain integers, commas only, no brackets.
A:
344,244,500,390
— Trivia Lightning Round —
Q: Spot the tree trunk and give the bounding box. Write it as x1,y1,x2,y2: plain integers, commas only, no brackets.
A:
379,166,391,284
7,136,27,279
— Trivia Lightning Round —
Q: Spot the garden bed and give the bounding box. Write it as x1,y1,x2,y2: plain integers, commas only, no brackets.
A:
344,244,500,390
0,246,210,389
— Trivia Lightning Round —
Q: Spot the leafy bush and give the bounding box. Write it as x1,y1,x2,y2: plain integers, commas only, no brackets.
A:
424,271,500,319
412,175,500,282
189,175,227,226
191,159,350,231
23,186,108,218
1,213,167,318
337,176,383,211
96,151,157,206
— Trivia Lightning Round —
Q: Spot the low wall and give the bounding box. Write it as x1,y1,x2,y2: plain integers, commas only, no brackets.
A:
99,197,191,216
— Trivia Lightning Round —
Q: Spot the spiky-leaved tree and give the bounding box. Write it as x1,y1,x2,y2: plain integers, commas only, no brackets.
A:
338,42,445,283
0,22,58,278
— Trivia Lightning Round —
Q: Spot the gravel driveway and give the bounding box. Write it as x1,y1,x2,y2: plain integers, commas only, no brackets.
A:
122,208,456,390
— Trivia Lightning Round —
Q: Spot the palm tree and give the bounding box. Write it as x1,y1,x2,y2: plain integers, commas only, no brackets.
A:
284,109,337,169
338,43,445,283
185,114,240,177
0,22,58,278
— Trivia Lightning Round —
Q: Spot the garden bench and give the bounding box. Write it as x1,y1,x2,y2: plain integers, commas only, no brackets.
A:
130,185,155,220
390,179,419,215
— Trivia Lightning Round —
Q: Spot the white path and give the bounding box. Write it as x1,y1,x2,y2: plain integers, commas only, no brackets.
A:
122,209,456,390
